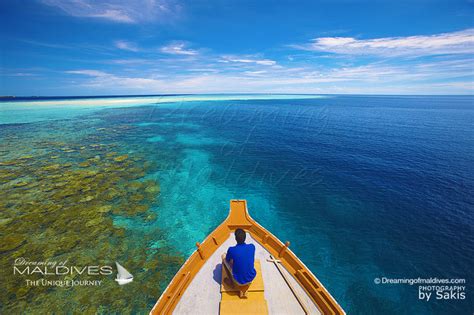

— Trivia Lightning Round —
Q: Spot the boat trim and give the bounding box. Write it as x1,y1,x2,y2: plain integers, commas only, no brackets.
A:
150,200,345,315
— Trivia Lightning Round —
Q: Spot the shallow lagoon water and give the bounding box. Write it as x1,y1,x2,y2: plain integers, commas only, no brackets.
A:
0,95,473,314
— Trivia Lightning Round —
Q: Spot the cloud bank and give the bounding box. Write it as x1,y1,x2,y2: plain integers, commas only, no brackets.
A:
299,28,474,57
40,0,181,23
160,42,198,55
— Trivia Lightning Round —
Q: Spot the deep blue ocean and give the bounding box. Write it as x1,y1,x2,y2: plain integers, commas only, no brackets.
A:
1,95,473,314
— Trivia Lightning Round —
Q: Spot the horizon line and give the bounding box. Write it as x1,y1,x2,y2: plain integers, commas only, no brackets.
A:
1,92,473,100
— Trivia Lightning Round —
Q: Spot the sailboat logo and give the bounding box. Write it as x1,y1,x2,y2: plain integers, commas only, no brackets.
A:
115,262,133,285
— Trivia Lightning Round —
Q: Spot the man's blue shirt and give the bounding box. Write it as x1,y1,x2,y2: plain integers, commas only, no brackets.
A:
225,243,256,285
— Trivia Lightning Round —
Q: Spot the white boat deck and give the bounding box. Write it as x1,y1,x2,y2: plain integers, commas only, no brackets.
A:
173,233,322,315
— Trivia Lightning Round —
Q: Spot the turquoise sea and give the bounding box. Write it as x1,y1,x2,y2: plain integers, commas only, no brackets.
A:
0,94,473,314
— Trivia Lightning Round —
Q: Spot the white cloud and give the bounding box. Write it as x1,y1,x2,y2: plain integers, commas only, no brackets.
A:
7,73,37,77
298,28,474,57
220,56,276,66
115,40,139,52
160,42,198,55
243,70,267,76
63,56,474,95
186,68,219,73
109,58,151,65
89,9,134,23
40,0,181,23
66,70,109,77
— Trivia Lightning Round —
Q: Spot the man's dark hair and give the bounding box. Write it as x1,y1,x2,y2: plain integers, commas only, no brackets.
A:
235,228,246,244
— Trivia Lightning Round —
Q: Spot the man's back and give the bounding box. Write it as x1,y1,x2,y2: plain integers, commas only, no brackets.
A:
226,243,257,285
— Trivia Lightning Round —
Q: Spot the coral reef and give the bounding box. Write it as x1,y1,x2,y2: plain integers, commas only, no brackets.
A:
0,119,184,314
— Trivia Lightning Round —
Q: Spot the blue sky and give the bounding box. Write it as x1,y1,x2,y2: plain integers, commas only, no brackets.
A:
1,0,473,96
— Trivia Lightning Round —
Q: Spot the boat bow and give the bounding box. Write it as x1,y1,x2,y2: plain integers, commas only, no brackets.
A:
150,200,345,315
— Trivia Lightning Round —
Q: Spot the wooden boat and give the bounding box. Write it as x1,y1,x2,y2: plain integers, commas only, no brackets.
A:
150,200,345,315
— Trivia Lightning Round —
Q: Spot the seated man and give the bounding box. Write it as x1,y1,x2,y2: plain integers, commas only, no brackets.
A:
222,228,257,297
